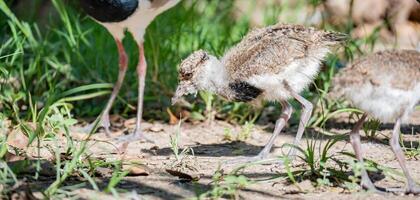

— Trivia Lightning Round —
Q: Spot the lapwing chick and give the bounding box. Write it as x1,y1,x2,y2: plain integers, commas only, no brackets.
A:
333,50,420,193
172,23,347,163
80,0,180,142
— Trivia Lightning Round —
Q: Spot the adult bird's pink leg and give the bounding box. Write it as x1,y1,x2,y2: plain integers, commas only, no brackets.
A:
287,91,313,160
116,43,154,143
226,101,292,164
348,113,380,192
387,118,420,194
84,39,128,137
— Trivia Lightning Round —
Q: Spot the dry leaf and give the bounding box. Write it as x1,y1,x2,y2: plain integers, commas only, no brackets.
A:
181,110,191,119
165,169,200,182
7,129,29,149
123,118,136,129
166,108,179,125
109,114,124,128
123,164,150,176
109,114,122,122
5,152,25,162
149,124,164,132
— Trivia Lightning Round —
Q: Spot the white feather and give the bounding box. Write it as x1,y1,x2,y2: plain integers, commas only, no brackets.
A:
100,0,180,42
193,47,332,101
196,56,230,94
343,83,420,122
247,47,330,101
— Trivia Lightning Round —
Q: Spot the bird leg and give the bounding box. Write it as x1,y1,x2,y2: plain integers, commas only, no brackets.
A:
225,101,292,164
258,101,293,159
348,113,382,192
386,118,420,194
82,39,128,137
287,91,313,160
116,43,154,143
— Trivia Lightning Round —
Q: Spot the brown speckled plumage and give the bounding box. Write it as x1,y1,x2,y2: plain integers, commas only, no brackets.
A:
332,50,420,193
334,50,420,91
222,23,346,80
178,50,209,81
333,50,420,122
173,23,346,164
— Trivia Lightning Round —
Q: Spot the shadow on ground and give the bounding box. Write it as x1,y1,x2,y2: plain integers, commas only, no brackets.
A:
142,141,272,157
6,158,289,199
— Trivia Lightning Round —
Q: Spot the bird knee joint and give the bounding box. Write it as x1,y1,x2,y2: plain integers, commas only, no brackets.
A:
119,55,128,69
136,64,147,75
137,68,146,76
280,113,290,120
304,103,313,111
390,137,400,147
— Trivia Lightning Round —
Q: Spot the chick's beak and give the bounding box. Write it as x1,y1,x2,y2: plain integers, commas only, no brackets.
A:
171,81,197,105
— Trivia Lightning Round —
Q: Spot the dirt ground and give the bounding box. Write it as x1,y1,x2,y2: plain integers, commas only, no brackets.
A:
8,111,420,200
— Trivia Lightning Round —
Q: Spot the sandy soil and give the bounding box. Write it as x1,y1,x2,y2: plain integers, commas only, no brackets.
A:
6,111,420,200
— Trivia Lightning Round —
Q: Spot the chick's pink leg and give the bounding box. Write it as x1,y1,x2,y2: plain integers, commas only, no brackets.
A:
348,113,379,191
257,101,293,159
388,118,420,194
288,91,313,160
226,101,292,164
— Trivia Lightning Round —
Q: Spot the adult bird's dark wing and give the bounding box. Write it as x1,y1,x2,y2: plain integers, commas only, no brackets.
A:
80,0,139,23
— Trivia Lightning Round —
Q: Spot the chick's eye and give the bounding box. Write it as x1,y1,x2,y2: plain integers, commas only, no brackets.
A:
184,73,192,79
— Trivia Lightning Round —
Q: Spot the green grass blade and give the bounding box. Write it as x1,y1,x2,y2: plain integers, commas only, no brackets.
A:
59,83,113,98
78,169,99,191
60,91,111,102
0,0,36,44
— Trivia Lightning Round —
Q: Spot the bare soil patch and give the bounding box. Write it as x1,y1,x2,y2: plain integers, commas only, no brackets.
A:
7,111,420,200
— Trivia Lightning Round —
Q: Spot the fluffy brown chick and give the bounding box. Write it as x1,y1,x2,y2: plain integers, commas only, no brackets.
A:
333,49,420,193
173,23,346,163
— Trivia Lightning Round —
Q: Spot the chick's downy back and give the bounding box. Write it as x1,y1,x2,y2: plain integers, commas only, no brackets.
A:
222,23,347,81
333,50,420,122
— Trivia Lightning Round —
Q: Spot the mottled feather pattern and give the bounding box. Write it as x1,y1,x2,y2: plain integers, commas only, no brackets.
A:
174,23,346,103
322,31,349,43
222,23,346,81
179,50,209,80
332,50,420,122
333,50,420,91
